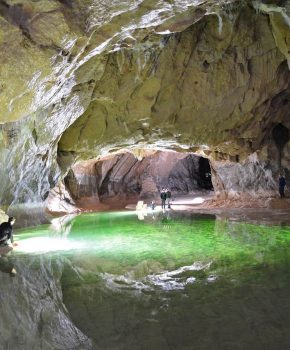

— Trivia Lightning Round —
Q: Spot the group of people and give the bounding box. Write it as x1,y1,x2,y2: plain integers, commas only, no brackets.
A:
150,188,172,210
0,174,287,249
155,174,288,209
160,188,172,210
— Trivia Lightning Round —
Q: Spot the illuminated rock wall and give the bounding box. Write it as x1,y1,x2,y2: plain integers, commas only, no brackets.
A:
0,1,290,205
58,151,212,209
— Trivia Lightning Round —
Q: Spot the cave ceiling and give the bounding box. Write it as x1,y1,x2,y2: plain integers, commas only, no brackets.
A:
0,0,290,204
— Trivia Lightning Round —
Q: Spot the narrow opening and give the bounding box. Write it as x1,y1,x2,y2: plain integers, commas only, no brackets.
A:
203,60,210,70
198,157,213,190
272,123,289,151
272,123,289,168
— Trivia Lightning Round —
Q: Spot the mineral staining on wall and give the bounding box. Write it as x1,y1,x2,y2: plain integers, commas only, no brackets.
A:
0,0,290,205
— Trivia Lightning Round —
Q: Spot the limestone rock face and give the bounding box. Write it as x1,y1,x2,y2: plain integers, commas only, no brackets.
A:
0,255,92,349
46,181,80,215
211,152,277,200
0,0,290,205
58,151,212,209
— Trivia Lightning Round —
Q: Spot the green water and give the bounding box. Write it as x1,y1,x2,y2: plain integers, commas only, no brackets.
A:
10,211,290,349
14,211,290,274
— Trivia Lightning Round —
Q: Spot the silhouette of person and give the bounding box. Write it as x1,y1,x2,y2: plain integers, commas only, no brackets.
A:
278,174,286,198
160,188,167,210
0,217,16,246
166,188,172,208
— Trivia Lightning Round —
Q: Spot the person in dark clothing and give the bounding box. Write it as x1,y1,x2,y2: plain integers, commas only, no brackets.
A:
160,188,167,210
166,188,172,208
279,174,286,198
0,217,16,246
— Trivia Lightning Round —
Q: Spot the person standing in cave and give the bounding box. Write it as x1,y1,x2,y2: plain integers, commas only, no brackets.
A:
160,188,167,210
278,174,286,198
166,188,172,208
0,217,16,247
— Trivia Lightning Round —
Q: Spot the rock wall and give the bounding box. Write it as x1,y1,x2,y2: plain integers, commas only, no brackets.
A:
0,255,92,349
0,1,290,206
57,151,212,209
211,152,277,200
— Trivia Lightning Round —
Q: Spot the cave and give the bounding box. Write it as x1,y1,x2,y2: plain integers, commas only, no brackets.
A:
2,1,290,349
57,151,213,211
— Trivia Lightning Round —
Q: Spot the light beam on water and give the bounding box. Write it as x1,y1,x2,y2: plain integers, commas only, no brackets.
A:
13,210,290,279
8,210,290,349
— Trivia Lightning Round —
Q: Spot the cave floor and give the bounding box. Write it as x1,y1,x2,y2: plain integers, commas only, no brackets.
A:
126,192,290,226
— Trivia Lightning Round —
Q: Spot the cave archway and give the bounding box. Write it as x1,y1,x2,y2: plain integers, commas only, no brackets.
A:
57,151,213,209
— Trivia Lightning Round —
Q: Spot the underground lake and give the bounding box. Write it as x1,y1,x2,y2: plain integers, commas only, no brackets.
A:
2,210,290,350
1,1,290,349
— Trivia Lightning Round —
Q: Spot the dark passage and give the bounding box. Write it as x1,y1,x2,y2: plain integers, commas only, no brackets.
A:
198,157,213,190
168,154,213,192
272,123,289,168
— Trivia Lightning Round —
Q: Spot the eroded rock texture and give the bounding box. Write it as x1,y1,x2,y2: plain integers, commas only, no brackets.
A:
0,0,290,205
0,255,92,350
51,151,212,210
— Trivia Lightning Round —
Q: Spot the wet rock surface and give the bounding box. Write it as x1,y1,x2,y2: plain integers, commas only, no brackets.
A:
0,1,289,206
0,255,92,350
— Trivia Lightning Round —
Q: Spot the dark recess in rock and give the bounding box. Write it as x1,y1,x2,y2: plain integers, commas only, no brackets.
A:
272,123,289,169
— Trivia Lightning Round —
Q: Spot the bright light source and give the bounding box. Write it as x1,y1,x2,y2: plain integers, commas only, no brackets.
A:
192,197,205,204
16,237,83,254
109,211,136,216
173,197,205,205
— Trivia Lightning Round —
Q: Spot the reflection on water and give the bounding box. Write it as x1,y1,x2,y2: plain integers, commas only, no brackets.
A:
6,211,290,349
0,256,16,276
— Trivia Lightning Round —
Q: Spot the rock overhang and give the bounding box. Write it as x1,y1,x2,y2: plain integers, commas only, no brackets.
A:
0,0,289,205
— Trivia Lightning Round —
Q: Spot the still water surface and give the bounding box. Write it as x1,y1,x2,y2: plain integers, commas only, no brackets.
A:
11,210,290,349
